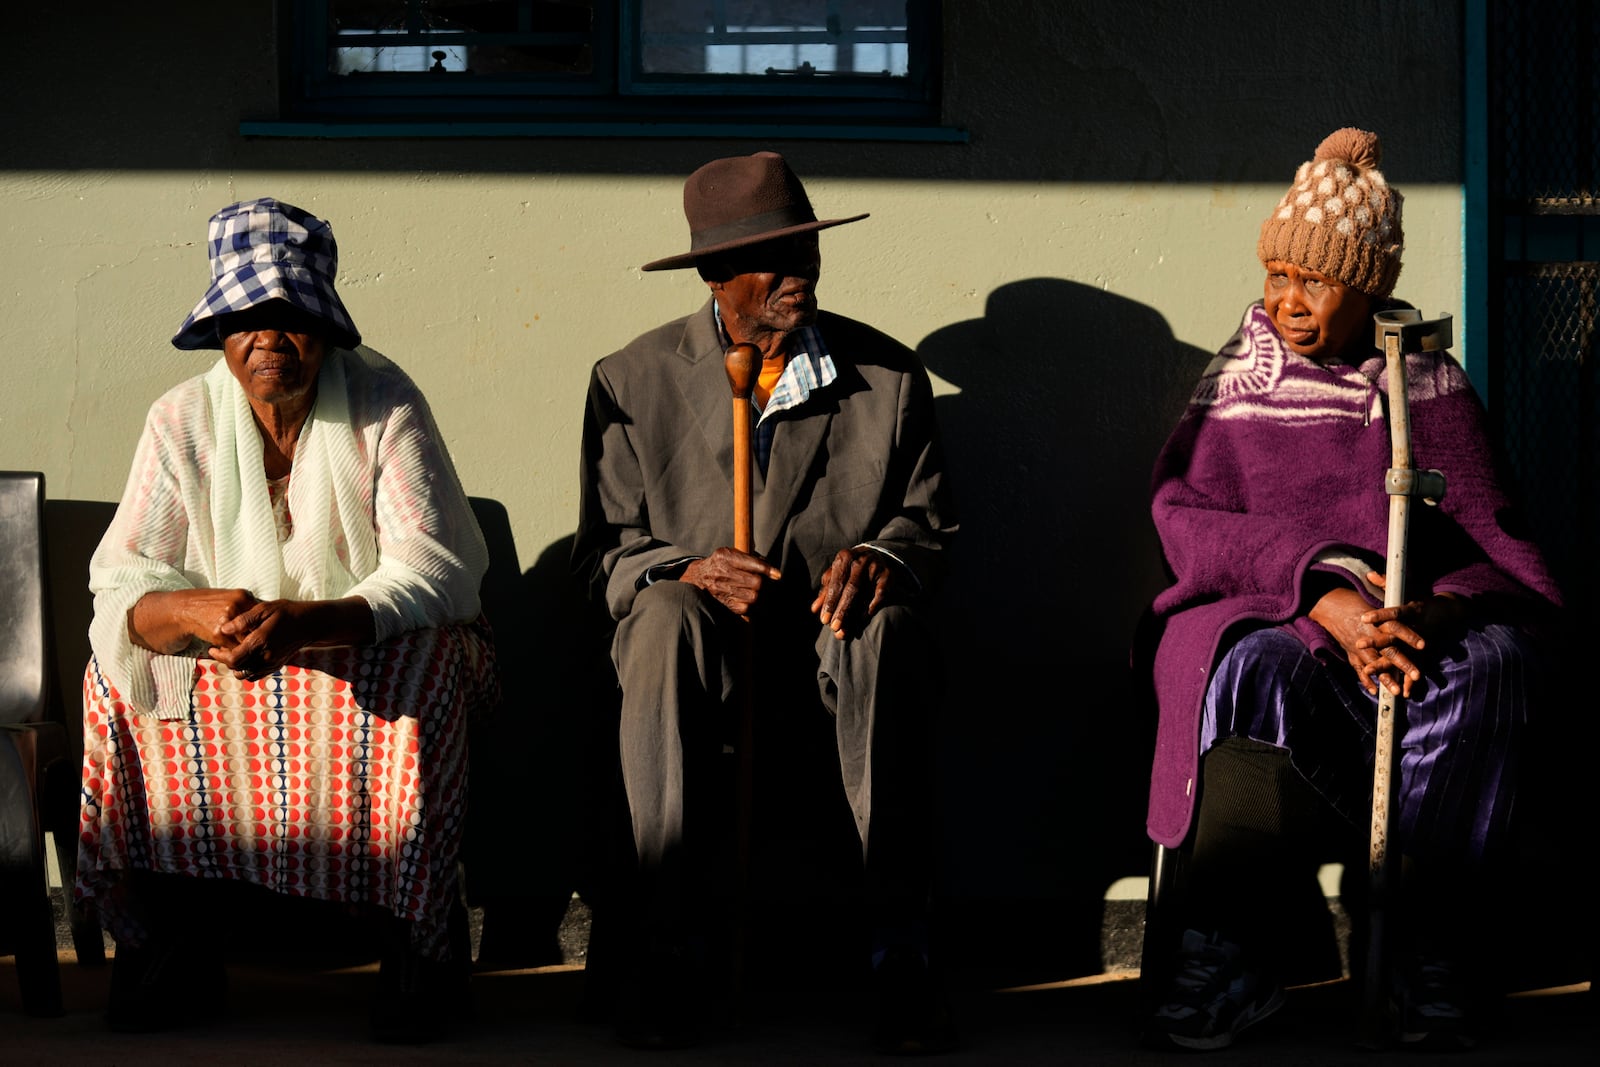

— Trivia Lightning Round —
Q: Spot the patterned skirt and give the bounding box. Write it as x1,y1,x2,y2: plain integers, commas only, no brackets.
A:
77,621,497,957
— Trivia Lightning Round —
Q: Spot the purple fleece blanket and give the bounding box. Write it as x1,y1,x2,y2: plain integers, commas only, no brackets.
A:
1145,302,1561,848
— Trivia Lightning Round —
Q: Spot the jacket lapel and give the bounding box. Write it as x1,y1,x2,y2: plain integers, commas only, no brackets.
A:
676,298,838,562
676,301,738,531
754,386,833,561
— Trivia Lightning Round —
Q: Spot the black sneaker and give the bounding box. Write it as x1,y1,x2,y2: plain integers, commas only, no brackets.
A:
612,943,707,1050
1144,929,1285,1051
106,940,228,1033
370,910,473,1045
1393,953,1474,1051
872,947,959,1055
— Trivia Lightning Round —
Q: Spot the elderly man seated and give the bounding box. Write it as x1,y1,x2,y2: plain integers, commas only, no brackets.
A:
574,152,960,1054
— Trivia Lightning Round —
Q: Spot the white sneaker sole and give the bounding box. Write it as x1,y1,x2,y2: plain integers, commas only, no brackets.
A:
1157,984,1288,1051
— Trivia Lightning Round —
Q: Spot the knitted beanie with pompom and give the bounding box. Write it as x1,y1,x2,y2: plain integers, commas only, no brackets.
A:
1257,127,1403,297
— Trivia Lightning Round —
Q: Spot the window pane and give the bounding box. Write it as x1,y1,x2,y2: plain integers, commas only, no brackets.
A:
638,0,909,79
279,0,949,129
328,0,596,76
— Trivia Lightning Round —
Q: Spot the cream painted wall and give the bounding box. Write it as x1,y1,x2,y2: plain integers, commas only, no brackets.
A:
0,172,1462,569
3,0,1485,978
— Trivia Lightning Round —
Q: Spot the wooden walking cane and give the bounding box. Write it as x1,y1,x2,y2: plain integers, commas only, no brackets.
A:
1359,309,1451,1049
723,341,759,1001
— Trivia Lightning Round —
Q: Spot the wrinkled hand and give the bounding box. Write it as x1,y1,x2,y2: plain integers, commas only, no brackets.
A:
1309,584,1417,697
1309,573,1465,698
1351,572,1466,696
130,587,261,655
681,548,782,617
210,599,317,680
810,547,895,641
186,589,261,649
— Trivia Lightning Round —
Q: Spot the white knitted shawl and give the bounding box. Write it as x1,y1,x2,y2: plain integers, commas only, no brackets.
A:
89,348,487,719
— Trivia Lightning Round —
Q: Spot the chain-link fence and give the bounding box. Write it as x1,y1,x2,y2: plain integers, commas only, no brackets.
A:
1489,0,1598,611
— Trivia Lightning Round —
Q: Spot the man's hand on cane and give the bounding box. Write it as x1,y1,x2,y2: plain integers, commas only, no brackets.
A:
682,548,781,617
811,546,896,640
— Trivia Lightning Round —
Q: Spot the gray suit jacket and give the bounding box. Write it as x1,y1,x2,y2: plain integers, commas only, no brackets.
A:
575,299,957,623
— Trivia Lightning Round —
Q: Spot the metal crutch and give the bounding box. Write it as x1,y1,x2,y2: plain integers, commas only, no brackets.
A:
1359,309,1452,1048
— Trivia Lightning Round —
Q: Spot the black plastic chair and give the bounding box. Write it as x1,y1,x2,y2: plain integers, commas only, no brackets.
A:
0,471,71,1015
1131,604,1347,1006
458,500,643,981
41,497,117,969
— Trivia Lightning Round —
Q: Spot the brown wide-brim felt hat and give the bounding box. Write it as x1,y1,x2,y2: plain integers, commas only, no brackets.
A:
640,151,868,271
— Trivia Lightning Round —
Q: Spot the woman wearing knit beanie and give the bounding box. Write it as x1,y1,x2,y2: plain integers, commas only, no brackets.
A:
1140,129,1562,1051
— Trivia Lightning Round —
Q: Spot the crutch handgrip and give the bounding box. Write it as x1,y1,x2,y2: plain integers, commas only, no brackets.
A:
1385,467,1447,504
1373,309,1453,353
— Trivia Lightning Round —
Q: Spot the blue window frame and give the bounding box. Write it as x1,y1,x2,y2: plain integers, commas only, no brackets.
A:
250,0,962,141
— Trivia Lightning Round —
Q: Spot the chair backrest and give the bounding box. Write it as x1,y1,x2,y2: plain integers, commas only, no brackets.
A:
468,496,521,620
0,471,51,726
43,498,118,758
467,496,523,686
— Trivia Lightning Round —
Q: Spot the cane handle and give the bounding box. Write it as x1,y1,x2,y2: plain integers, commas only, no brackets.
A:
724,343,759,553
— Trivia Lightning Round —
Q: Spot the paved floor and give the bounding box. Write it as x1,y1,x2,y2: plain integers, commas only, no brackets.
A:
8,883,1594,1063
3,944,1594,1064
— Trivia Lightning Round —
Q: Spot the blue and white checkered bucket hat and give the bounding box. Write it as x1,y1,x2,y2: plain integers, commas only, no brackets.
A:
172,198,361,351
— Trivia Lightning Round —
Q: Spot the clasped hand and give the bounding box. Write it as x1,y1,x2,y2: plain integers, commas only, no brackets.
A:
1309,572,1466,698
680,545,894,640
211,598,318,680
131,588,322,681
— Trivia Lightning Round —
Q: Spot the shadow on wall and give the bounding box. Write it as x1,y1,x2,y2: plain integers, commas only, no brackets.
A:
455,280,1224,987
915,277,1207,983
463,530,628,937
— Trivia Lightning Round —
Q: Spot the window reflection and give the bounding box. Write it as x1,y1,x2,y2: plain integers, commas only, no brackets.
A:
638,0,910,78
328,0,595,76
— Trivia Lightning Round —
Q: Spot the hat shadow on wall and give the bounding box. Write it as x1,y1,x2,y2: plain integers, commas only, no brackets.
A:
915,277,1208,984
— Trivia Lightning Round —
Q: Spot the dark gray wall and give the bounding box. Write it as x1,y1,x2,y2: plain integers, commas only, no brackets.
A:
9,3,1461,183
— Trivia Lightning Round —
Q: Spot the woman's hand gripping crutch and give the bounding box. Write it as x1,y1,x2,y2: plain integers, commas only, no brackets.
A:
1359,309,1451,1049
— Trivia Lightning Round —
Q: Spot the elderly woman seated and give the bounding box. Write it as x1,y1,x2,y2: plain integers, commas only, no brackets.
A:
79,198,497,1043
1141,129,1562,1052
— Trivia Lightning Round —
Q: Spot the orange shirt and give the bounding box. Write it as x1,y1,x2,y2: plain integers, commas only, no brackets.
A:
753,354,788,409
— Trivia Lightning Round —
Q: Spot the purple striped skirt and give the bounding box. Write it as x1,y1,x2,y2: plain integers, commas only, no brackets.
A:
1200,622,1537,865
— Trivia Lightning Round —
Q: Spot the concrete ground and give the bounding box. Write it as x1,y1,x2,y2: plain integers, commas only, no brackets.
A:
3,889,1594,1064
2,949,1593,1065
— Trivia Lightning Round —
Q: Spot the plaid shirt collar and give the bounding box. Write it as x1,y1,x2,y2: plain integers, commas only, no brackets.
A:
712,302,837,425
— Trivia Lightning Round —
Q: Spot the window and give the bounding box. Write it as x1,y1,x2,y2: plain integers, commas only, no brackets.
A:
253,0,960,140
